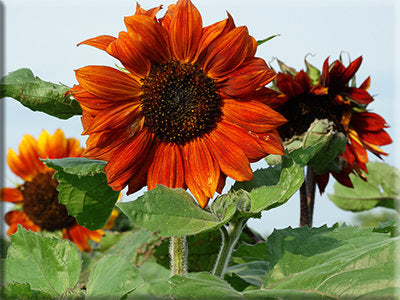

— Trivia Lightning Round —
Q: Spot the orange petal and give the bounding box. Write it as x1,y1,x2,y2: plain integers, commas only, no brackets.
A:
69,85,114,111
216,173,227,194
83,102,141,134
253,129,285,155
160,4,176,29
104,209,119,230
78,35,116,51
147,142,185,190
358,129,392,147
75,66,141,101
351,112,389,132
222,99,287,133
64,225,91,252
37,129,68,159
7,149,39,182
219,58,276,97
66,138,84,157
124,14,170,63
218,120,268,162
5,211,40,236
182,163,210,208
106,31,150,78
203,26,253,79
105,129,155,191
348,136,369,165
182,139,220,199
0,188,23,203
17,134,46,177
206,129,253,182
135,3,163,18
195,13,235,64
169,0,202,63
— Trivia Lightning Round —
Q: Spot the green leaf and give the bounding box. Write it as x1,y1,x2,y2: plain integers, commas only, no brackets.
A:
233,157,304,213
231,242,268,264
43,157,119,230
243,289,335,299
127,261,170,299
118,185,236,237
169,272,242,299
328,162,400,212
304,55,321,85
262,225,399,299
1,283,53,300
86,255,143,300
225,261,269,288
0,68,82,119
4,226,81,297
257,34,280,46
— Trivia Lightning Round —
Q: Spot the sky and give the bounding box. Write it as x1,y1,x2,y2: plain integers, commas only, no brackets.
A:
2,0,399,236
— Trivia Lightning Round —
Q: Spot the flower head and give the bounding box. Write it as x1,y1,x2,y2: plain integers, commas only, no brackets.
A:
70,0,286,208
272,56,392,192
1,130,117,252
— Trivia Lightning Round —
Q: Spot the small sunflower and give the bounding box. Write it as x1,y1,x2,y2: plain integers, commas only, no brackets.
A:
69,0,286,208
1,130,117,252
271,56,392,192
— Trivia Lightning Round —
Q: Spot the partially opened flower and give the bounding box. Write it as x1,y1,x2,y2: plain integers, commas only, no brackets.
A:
1,130,117,252
272,56,392,192
69,0,286,208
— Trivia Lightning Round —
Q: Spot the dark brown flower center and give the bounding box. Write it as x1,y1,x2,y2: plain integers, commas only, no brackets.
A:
276,94,346,140
22,172,76,231
140,60,222,144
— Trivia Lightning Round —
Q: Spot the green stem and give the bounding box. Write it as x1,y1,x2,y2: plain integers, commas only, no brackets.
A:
212,219,246,278
169,236,187,277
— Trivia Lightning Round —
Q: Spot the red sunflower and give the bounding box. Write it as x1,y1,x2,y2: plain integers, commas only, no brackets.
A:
1,130,117,252
69,0,286,208
272,56,392,192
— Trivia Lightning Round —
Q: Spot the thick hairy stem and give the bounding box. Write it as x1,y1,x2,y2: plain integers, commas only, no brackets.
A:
170,236,188,277
212,219,246,278
300,167,316,227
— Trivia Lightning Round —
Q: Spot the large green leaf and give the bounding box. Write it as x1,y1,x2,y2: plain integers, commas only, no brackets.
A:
225,261,269,288
232,157,304,213
43,157,119,230
86,255,143,300
328,162,400,212
118,185,236,237
262,225,399,299
4,226,81,297
1,283,52,300
169,272,242,299
0,68,82,119
127,261,170,299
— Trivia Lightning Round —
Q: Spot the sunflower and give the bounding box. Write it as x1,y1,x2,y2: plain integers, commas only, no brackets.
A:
69,0,286,208
1,130,117,252
271,56,392,192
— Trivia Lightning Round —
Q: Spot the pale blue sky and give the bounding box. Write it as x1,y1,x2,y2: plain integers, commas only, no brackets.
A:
2,0,399,235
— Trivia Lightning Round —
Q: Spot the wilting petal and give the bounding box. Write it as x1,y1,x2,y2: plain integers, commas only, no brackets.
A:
0,188,23,203
206,129,253,181
78,35,116,51
219,58,275,96
106,31,151,78
147,142,185,189
315,173,330,194
276,72,309,98
360,77,370,91
222,99,287,133
169,0,202,63
321,57,330,86
124,14,170,63
182,139,220,199
203,26,253,79
75,66,141,100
